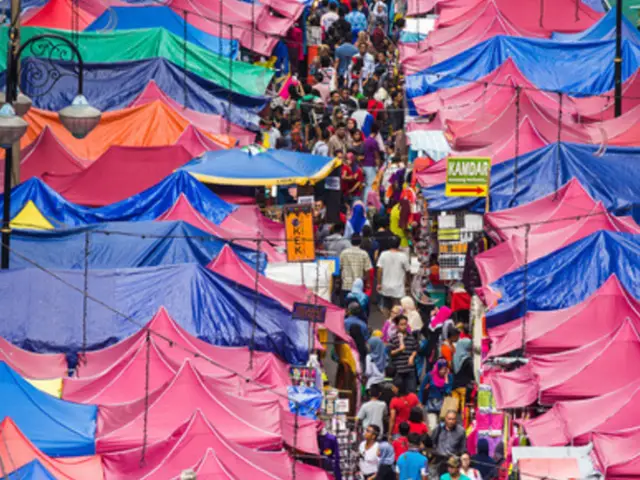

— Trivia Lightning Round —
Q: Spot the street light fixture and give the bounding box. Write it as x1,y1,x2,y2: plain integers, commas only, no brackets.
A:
0,32,102,269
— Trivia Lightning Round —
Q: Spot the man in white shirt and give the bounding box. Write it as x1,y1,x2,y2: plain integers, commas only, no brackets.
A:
358,424,380,479
376,235,410,315
321,3,339,33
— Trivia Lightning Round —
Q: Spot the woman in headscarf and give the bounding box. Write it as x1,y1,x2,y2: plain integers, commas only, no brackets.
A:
400,296,423,333
424,306,452,368
381,304,404,342
419,359,452,430
344,200,369,239
452,338,474,414
346,278,369,318
375,439,396,480
493,442,507,480
472,438,497,479
366,336,387,389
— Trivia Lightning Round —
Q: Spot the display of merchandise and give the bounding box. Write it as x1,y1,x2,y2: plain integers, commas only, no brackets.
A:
437,212,484,281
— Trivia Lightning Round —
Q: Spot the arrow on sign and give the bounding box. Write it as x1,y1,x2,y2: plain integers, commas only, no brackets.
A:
450,186,485,194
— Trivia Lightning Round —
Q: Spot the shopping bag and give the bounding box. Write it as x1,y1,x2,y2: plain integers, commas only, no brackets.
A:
439,395,459,419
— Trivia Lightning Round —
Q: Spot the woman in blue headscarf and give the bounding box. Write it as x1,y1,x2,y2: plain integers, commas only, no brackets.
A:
344,200,369,239
365,336,387,389
346,278,369,318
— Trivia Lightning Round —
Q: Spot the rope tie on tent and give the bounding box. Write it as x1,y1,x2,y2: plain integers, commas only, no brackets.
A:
575,0,580,21
140,330,151,466
292,411,299,479
521,224,531,356
227,25,234,135
0,427,16,474
249,239,262,370
510,87,521,206
182,10,189,109
554,93,563,200
539,0,544,27
81,231,90,364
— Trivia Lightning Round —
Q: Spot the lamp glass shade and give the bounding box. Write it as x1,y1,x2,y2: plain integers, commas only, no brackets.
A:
0,103,27,148
58,94,102,139
0,91,33,117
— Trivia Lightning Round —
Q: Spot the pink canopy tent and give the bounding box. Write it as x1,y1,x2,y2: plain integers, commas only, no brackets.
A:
490,319,640,409
128,81,255,147
523,377,640,447
407,0,471,17
21,0,99,29
573,71,640,122
591,426,640,480
221,205,286,245
96,361,319,454
157,195,286,262
484,179,597,242
0,337,67,380
102,411,329,480
0,418,104,479
445,90,589,150
259,0,305,18
42,145,195,207
586,103,640,147
476,203,640,285
415,118,547,188
209,245,349,341
488,275,640,357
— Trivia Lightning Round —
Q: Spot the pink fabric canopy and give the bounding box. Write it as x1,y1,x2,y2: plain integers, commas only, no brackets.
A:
102,411,329,480
476,203,640,285
157,195,286,262
523,377,640,447
0,337,67,380
490,319,640,409
128,81,255,147
573,71,640,122
585,103,640,147
259,0,305,18
96,360,319,454
488,275,640,357
209,245,349,341
591,426,640,479
221,205,286,245
42,145,195,207
415,117,547,188
484,179,596,242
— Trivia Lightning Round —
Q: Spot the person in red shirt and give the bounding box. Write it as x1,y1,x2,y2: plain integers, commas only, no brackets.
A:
392,422,410,461
408,406,429,436
341,152,356,199
388,377,421,439
351,157,365,201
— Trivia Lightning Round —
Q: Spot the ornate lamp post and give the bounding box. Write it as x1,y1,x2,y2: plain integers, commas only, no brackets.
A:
0,29,102,268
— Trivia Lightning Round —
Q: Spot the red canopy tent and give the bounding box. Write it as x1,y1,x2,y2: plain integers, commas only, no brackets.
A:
476,203,640,285
488,275,640,357
95,360,319,454
523,377,640,447
490,319,640,409
0,337,67,380
101,411,329,480
0,418,104,479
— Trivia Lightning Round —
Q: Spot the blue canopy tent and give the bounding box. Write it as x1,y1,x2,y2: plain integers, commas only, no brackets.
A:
87,6,240,59
422,143,640,222
0,362,97,457
1,57,265,129
0,264,309,364
486,232,640,327
9,220,265,271
2,172,236,227
406,36,640,98
6,460,57,480
179,147,340,186
552,7,640,43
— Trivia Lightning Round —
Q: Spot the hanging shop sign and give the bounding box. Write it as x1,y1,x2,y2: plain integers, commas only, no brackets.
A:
445,157,490,197
292,302,327,324
284,204,316,262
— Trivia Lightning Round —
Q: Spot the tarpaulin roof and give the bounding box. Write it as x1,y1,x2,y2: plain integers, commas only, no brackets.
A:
158,196,286,263
485,232,640,327
209,246,348,340
0,336,67,380
490,319,640,408
0,26,273,97
221,205,286,244
523,377,640,447
0,418,104,480
7,57,264,131
87,6,240,58
21,0,98,29
586,103,640,146
70,308,290,389
19,101,233,161
180,148,340,186
2,171,235,227
9,220,264,271
0,362,97,457
406,36,640,99
476,203,640,285
552,7,640,43
6,460,57,480
592,425,640,479
423,143,640,216
573,70,640,121
0,264,309,364
101,411,329,480
128,81,257,146
95,361,319,454
488,275,640,357
415,118,547,188
42,145,195,207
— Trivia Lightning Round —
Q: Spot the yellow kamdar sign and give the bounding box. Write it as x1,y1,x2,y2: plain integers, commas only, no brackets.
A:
445,157,491,197
284,205,316,262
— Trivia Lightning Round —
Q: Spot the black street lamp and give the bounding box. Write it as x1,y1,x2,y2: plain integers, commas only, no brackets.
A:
0,30,101,269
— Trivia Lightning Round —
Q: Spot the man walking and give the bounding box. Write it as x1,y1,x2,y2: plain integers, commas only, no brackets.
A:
376,235,410,315
396,433,428,480
340,234,372,306
431,410,467,476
